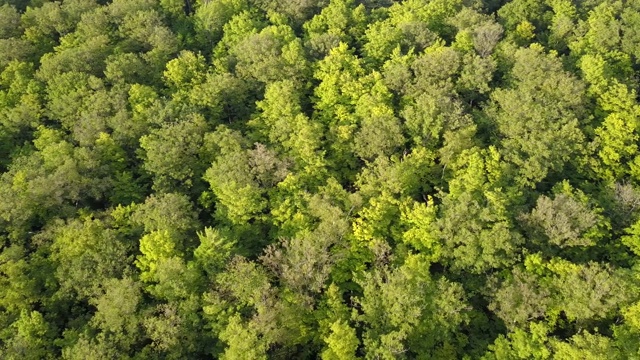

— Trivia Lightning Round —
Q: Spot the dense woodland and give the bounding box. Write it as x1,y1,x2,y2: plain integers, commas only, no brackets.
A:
2,0,640,358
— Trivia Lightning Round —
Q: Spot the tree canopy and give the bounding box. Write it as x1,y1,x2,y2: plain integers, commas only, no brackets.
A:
1,0,640,358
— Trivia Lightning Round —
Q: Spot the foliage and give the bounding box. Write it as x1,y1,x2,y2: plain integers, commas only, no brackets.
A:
1,0,640,358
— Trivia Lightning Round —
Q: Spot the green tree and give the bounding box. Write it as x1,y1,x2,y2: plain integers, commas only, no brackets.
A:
438,147,523,273
0,60,42,166
520,181,609,250
43,71,114,146
219,314,269,360
488,267,551,330
322,320,360,360
117,8,180,80
139,113,209,193
193,0,249,49
261,191,350,298
483,322,552,360
104,52,150,85
303,0,367,57
163,50,207,91
0,245,39,315
553,331,622,360
352,77,405,161
131,192,198,233
362,0,462,65
193,227,236,278
0,127,110,240
249,79,323,166
354,254,469,359
230,24,309,84
546,258,635,323
188,72,253,122
136,230,182,284
142,298,206,359
578,53,640,183
50,216,133,299
91,277,141,336
1,310,54,360
203,126,266,226
355,145,437,200
397,44,479,165
487,45,587,186
0,4,22,40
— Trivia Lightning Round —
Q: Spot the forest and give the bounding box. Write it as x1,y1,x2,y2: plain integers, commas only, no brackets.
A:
1,0,640,358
